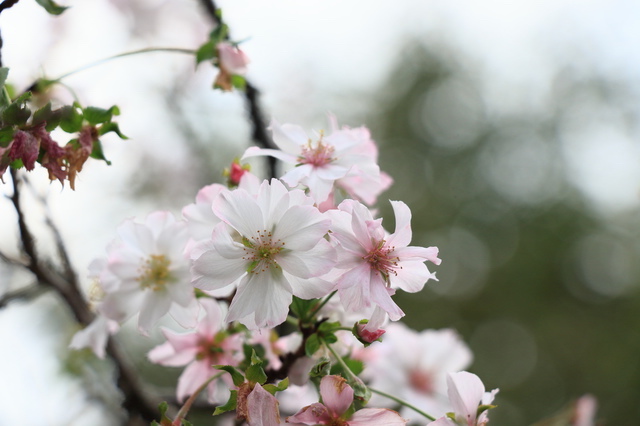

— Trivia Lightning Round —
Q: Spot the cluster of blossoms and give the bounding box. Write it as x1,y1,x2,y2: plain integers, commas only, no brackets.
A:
70,116,506,425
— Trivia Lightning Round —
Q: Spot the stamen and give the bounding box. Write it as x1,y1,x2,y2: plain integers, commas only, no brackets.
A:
137,254,173,291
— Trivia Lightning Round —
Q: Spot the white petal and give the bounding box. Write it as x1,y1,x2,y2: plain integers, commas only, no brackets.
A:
272,205,330,252
386,200,412,249
447,371,485,424
213,188,264,238
138,291,173,335
277,239,336,278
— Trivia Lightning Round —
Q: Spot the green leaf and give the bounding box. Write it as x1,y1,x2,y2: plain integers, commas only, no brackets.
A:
33,103,63,130
2,92,32,127
290,297,316,319
213,390,237,416
35,0,68,15
231,75,246,90
213,365,245,387
180,420,193,426
83,105,119,125
59,104,84,133
89,139,111,165
305,333,320,357
0,127,15,144
318,321,341,333
261,378,290,396
330,357,364,377
245,350,267,385
196,40,217,65
98,122,128,139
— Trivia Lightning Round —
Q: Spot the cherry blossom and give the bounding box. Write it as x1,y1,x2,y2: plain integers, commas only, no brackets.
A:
191,179,336,329
327,199,440,321
242,118,389,204
363,323,473,419
69,314,119,359
287,375,407,425
148,298,242,403
427,371,498,426
93,211,197,335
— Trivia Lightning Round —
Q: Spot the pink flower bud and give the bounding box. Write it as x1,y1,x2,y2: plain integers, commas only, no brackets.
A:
217,42,250,76
354,321,385,346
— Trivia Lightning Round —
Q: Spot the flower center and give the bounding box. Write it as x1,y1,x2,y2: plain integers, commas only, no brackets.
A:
298,133,335,167
137,254,173,291
362,240,399,277
409,369,435,395
196,332,226,362
241,230,286,274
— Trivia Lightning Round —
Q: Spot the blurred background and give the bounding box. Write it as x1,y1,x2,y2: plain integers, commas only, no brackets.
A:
1,0,640,424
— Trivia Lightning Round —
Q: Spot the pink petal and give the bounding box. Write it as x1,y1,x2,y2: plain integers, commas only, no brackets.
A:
427,417,457,426
369,277,404,321
347,408,408,425
287,402,331,424
385,201,413,249
176,360,213,402
243,146,298,165
247,383,281,426
390,260,435,293
319,375,353,418
138,291,172,335
147,340,198,367
447,371,485,425
269,120,309,153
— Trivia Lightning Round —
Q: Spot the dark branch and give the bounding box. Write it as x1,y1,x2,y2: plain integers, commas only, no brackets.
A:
0,0,20,14
198,0,278,179
8,170,160,422
0,283,48,309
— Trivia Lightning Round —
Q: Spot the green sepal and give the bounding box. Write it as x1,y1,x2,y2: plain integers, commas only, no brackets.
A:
196,40,217,65
89,139,111,165
262,377,289,395
231,75,246,90
213,365,245,387
2,92,32,127
35,0,68,15
59,104,84,133
209,23,229,44
305,333,320,357
0,127,15,144
290,297,316,320
83,105,119,125
477,404,497,417
245,350,267,385
212,390,237,416
98,122,128,139
309,356,331,378
155,401,173,426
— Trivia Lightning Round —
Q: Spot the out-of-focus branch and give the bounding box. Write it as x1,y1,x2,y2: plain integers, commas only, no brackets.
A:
198,0,278,179
7,170,159,423
0,0,20,14
0,283,48,308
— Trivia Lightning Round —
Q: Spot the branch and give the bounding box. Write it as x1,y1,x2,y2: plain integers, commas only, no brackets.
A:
8,170,159,423
0,283,48,309
198,0,278,179
0,0,20,14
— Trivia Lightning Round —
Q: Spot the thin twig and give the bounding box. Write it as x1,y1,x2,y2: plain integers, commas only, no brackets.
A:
0,0,20,14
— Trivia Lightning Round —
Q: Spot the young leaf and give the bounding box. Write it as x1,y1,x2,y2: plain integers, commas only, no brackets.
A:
213,365,245,387
98,122,128,139
2,92,32,127
231,75,246,90
89,139,112,165
0,127,15,144
290,297,316,320
305,333,320,357
245,350,267,385
213,390,238,416
35,0,68,15
196,40,217,65
83,105,118,125
59,105,83,133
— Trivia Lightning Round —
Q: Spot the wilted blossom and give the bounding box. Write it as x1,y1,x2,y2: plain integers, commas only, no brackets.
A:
363,323,473,419
287,375,407,425
148,298,242,403
427,371,498,426
242,117,390,204
327,199,440,322
191,179,336,329
94,211,198,335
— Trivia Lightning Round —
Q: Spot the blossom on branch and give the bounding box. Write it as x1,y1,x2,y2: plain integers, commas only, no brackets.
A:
327,199,440,322
147,298,242,403
191,179,336,329
287,375,407,425
242,117,390,205
93,211,198,335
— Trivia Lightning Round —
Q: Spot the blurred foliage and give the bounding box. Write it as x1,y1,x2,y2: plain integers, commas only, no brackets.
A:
371,43,640,425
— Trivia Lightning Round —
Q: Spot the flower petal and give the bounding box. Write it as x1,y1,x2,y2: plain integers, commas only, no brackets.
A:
447,371,485,425
247,383,281,426
320,375,353,418
348,408,408,425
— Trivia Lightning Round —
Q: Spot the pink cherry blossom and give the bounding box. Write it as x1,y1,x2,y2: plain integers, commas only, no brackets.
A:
327,199,440,321
94,211,198,335
246,383,282,426
191,179,336,329
69,314,119,359
287,375,407,425
217,42,250,75
363,323,473,419
148,298,242,403
242,117,389,204
426,371,498,426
